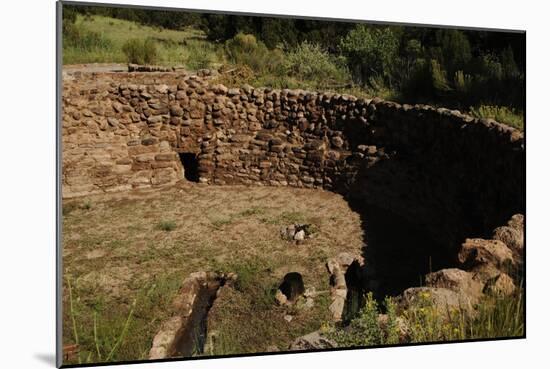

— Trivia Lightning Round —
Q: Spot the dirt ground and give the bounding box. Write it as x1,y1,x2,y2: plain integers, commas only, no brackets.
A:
62,181,364,363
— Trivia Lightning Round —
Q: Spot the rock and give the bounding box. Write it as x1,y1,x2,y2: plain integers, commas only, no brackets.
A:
107,117,118,127
399,287,474,315
289,331,337,350
227,88,240,96
329,296,345,320
367,145,377,155
326,258,340,274
304,287,317,298
331,136,344,148
483,273,516,296
275,290,288,305
507,214,524,231
148,316,183,359
155,84,169,94
213,84,228,94
336,252,356,268
141,137,158,146
331,271,346,289
294,229,305,241
284,314,293,323
493,225,523,254
304,297,314,309
458,238,515,273
425,268,483,301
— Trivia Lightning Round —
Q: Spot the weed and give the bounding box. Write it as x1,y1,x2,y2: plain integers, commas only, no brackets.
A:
466,289,524,338
238,207,266,217
383,297,399,344
63,202,79,216
62,200,92,215
82,200,92,210
156,220,176,232
209,215,233,229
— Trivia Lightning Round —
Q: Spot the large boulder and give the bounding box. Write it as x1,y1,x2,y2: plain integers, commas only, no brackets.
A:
483,273,517,296
507,214,524,231
493,226,523,254
289,331,337,351
425,268,483,302
493,214,524,256
398,287,475,316
458,238,516,271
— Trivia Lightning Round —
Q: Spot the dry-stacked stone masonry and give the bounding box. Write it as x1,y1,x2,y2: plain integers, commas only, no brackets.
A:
62,70,525,254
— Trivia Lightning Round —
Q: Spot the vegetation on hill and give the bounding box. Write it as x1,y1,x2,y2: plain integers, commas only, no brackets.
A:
62,4,524,129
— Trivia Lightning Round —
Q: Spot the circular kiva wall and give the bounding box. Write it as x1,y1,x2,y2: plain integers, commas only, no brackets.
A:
62,71,525,252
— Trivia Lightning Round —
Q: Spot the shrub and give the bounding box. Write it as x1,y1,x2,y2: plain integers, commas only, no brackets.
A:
224,33,285,75
330,292,383,347
284,42,350,89
339,25,400,87
183,40,218,70
121,38,158,65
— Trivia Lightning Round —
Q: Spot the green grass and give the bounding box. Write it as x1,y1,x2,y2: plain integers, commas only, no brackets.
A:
206,257,333,356
63,14,223,67
469,105,524,131
64,273,183,364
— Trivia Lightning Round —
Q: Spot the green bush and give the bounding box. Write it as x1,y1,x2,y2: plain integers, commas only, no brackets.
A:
121,38,158,65
339,25,400,87
284,42,350,89
224,33,284,75
329,292,382,347
183,40,219,70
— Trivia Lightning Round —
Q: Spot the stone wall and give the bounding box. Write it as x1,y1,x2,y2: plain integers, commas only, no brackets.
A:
62,71,525,250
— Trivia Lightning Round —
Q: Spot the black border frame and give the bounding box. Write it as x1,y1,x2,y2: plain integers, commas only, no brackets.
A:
56,1,527,368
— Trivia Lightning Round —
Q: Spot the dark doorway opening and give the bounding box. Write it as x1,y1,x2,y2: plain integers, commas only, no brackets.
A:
278,272,305,303
342,260,365,323
179,153,199,182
